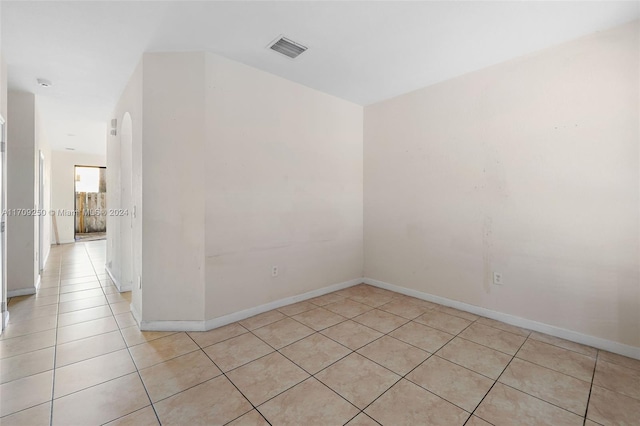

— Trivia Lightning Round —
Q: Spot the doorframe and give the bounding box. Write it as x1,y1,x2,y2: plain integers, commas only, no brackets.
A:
38,150,45,272
73,165,107,240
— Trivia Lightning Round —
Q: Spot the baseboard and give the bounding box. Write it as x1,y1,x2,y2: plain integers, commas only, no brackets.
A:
105,265,131,292
364,277,640,361
2,310,9,330
7,287,37,298
35,275,41,292
139,277,363,332
130,301,141,327
140,319,206,332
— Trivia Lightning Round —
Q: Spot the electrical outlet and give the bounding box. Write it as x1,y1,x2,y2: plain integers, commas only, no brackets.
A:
272,266,278,277
493,272,503,285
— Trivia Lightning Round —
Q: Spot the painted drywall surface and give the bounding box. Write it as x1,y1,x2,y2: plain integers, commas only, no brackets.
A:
204,53,364,320
141,52,205,322
34,103,51,270
108,58,143,314
0,39,6,324
106,119,121,285
0,2,6,121
0,56,6,121
6,91,36,293
50,151,106,245
364,21,640,347
5,91,51,296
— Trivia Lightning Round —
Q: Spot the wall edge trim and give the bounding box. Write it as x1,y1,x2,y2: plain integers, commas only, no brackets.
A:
7,287,37,298
105,264,131,292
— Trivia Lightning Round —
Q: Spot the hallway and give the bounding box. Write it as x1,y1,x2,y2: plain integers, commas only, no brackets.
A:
2,244,640,425
0,241,151,424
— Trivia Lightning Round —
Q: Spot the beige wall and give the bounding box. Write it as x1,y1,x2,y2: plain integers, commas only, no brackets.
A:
0,0,5,327
6,92,52,294
0,1,6,121
51,151,106,244
141,52,206,322
0,55,6,121
7,92,37,295
111,52,363,326
364,21,640,347
204,54,363,320
110,22,637,353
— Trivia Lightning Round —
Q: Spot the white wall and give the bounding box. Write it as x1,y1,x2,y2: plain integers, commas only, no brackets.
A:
50,151,106,244
204,54,363,320
364,21,640,348
6,92,37,295
108,58,142,313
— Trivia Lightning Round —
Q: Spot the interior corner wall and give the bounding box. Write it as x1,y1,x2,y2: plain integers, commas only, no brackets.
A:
7,91,37,294
204,53,364,321
108,58,143,314
50,151,106,245
140,52,206,323
364,21,640,348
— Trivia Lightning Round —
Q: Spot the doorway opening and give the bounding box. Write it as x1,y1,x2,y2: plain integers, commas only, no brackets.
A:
74,165,107,242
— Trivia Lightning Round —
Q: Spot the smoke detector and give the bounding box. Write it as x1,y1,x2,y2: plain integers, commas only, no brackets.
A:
267,36,307,59
37,78,53,88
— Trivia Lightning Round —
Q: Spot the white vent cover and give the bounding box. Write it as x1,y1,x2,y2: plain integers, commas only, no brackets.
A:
268,36,307,59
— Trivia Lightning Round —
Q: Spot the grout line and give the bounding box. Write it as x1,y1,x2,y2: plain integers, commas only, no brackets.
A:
81,242,162,426
352,310,482,418
466,334,531,425
4,270,623,425
583,350,599,425
49,248,62,426
188,332,274,426
208,316,360,422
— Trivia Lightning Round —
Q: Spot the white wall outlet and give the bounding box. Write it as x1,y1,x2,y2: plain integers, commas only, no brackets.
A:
493,272,503,285
137,275,142,289
272,266,278,277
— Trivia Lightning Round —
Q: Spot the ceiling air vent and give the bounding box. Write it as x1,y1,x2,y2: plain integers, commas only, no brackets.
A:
268,36,307,59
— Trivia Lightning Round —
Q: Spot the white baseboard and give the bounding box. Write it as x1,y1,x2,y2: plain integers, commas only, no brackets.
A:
130,301,141,326
35,275,41,292
7,287,37,298
2,310,9,330
364,277,640,361
105,265,131,292
139,277,363,332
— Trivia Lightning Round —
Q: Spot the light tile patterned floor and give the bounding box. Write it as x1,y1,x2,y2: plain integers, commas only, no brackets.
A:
1,241,639,425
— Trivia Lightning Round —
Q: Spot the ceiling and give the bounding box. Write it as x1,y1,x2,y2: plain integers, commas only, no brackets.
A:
2,1,639,155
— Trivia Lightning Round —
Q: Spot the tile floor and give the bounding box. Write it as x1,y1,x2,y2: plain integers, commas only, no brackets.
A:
1,241,639,425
